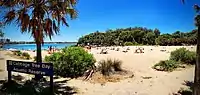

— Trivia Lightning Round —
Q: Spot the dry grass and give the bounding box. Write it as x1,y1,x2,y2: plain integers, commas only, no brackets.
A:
97,59,123,76
81,70,134,84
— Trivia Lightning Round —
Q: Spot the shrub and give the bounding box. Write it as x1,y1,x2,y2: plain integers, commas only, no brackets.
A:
13,51,22,56
170,48,196,65
22,52,31,60
45,46,96,78
124,42,134,46
97,59,122,76
112,59,122,71
153,60,179,72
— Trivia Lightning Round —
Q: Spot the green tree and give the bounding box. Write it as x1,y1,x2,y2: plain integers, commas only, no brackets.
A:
77,26,198,46
172,31,181,38
118,31,135,44
144,32,156,45
153,28,160,37
1,0,77,79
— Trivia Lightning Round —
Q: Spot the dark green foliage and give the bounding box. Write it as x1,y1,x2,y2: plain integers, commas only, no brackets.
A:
13,50,22,56
45,46,96,78
13,51,31,60
77,27,197,46
98,59,122,76
22,52,31,60
170,48,196,64
153,48,196,72
124,42,134,46
153,60,179,72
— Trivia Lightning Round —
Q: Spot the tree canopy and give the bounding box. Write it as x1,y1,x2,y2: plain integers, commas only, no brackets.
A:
77,27,197,46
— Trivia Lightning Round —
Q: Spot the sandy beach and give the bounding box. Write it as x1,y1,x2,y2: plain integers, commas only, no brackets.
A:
0,46,196,95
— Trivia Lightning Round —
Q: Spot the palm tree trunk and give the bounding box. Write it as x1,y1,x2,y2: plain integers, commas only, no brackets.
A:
35,41,43,80
36,42,42,63
194,26,200,95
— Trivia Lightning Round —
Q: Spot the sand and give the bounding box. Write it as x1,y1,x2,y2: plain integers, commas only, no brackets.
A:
0,46,196,95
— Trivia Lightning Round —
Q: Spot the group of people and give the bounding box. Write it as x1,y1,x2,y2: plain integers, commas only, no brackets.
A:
48,46,57,54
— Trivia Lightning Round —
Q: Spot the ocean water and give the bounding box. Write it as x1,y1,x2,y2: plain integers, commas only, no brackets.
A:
3,43,75,50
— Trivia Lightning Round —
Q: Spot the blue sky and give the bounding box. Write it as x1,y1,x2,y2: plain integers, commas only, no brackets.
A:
2,0,200,42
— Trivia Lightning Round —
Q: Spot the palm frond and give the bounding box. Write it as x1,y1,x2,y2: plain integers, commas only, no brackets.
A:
61,17,69,27
70,0,77,5
21,14,30,32
53,20,59,34
194,4,200,13
4,10,16,24
67,8,77,19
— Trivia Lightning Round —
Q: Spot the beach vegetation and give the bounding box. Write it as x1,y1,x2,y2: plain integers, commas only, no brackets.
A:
45,46,96,78
97,59,122,76
153,60,179,72
13,50,22,56
12,51,31,60
170,48,196,65
22,52,31,60
153,48,196,72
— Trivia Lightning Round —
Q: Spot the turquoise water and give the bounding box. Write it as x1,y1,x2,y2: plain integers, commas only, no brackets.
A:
3,43,75,50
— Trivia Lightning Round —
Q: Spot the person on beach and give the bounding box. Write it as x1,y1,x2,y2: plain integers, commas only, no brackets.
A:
48,46,52,54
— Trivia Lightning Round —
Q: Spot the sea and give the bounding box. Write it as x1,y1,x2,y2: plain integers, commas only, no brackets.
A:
2,43,76,50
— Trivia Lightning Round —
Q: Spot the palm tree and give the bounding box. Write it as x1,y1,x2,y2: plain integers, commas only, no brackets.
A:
0,0,77,79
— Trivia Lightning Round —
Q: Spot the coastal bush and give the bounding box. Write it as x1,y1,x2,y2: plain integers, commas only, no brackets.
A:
112,59,123,71
97,59,122,76
153,60,179,72
124,42,134,46
45,46,96,78
170,48,196,64
13,50,22,56
22,52,31,60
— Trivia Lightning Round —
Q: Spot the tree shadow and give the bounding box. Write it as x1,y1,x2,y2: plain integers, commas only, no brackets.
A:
183,81,193,90
0,77,77,95
174,81,193,95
